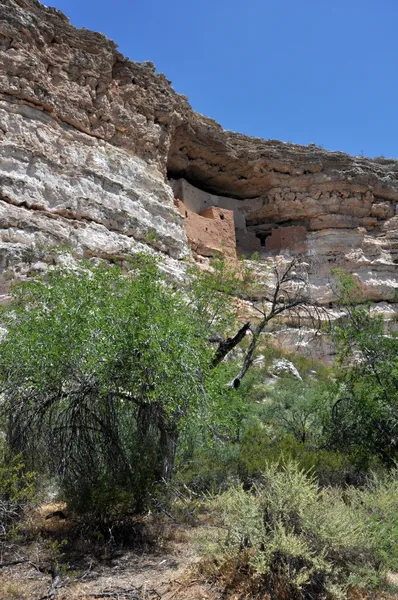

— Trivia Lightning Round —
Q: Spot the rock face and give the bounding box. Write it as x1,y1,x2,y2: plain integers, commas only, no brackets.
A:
0,0,190,294
1,0,398,342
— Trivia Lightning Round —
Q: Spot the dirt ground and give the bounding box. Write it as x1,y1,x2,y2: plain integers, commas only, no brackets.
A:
0,547,216,599
0,502,221,600
1,502,397,600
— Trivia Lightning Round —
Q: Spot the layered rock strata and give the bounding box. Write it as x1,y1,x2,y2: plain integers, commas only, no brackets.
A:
0,0,191,294
1,0,398,351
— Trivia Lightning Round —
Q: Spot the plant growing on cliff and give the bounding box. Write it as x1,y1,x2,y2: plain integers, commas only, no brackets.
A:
0,256,239,513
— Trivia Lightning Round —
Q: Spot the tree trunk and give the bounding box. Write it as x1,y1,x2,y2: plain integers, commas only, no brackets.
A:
137,403,179,482
157,422,179,481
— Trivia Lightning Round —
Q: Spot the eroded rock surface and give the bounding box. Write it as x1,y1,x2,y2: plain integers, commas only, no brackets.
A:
0,0,397,348
0,0,191,295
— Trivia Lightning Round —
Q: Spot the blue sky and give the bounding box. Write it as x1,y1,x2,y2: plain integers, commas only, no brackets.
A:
47,0,398,158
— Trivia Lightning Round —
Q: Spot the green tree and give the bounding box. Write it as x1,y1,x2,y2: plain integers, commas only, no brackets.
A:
264,377,332,445
330,273,398,466
0,256,230,511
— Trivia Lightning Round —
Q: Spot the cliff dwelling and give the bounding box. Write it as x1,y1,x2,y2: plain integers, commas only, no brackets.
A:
170,178,307,258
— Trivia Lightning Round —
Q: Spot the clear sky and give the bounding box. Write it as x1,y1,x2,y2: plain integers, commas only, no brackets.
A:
46,0,398,158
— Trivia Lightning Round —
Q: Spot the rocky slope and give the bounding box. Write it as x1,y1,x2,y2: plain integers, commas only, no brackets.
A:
1,0,397,343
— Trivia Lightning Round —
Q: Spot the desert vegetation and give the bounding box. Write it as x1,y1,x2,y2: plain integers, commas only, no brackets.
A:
0,253,397,599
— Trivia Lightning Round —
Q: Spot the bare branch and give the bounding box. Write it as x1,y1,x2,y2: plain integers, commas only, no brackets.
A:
211,257,330,388
212,322,251,367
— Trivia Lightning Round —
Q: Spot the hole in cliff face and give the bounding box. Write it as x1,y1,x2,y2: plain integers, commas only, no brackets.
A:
220,214,225,220
255,233,267,247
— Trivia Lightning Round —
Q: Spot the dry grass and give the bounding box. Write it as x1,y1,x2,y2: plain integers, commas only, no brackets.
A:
348,584,398,600
0,563,49,600
26,501,69,535
1,500,397,600
0,500,220,599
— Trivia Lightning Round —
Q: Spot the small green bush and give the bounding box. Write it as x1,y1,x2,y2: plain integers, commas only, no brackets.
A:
203,461,397,599
238,427,357,486
0,439,37,539
175,443,240,494
347,470,398,575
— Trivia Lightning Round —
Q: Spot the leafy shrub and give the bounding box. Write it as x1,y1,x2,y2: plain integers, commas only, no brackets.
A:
260,377,332,445
347,470,398,576
203,461,396,598
175,443,240,494
330,272,398,467
0,439,37,539
0,255,248,516
238,426,358,487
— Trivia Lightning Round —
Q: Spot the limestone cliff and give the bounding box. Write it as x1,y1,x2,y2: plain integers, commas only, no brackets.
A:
1,0,397,343
0,0,190,294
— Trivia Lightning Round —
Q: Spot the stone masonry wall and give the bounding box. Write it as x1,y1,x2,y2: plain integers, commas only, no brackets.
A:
265,225,307,252
175,199,236,258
